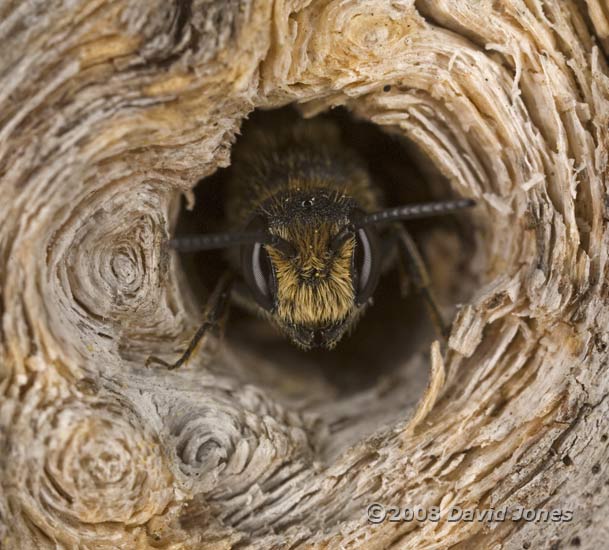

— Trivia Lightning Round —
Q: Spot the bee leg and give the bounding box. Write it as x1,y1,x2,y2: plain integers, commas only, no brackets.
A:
392,223,449,340
145,273,233,370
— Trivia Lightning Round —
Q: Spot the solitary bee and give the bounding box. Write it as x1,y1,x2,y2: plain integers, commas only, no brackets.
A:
149,117,474,369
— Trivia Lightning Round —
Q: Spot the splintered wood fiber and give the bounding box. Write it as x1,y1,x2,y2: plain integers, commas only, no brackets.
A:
0,1,608,549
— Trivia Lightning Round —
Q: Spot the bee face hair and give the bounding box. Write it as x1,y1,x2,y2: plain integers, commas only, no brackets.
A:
266,220,357,349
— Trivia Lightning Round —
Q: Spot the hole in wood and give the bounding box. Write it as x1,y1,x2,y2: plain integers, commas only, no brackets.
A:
169,106,478,456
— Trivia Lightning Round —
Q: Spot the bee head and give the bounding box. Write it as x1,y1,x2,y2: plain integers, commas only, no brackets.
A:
171,195,474,350
240,200,382,350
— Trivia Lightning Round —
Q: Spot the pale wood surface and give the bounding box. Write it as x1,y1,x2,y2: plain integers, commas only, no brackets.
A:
1,1,608,548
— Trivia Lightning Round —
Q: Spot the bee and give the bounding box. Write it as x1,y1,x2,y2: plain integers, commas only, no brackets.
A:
148,117,474,369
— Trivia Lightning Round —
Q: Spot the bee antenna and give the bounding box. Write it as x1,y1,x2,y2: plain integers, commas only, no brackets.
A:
330,226,355,253
169,230,271,251
268,236,298,258
356,199,475,227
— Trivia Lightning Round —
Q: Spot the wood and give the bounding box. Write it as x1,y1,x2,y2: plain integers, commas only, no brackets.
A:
1,1,608,548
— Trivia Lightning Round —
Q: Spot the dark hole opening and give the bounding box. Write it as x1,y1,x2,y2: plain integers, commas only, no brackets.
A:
174,105,475,398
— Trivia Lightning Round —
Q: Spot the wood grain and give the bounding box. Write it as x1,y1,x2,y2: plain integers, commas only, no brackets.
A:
0,1,608,548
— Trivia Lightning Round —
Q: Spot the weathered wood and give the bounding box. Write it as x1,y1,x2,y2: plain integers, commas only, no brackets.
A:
1,1,608,548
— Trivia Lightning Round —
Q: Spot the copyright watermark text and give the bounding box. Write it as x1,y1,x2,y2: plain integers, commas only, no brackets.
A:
366,503,573,524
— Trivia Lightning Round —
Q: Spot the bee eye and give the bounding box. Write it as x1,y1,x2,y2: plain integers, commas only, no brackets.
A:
241,216,276,311
353,226,380,306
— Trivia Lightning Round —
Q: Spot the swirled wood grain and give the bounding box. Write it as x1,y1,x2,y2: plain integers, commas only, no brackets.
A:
1,1,608,549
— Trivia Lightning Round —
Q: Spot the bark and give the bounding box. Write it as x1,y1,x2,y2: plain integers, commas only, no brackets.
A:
1,1,608,549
